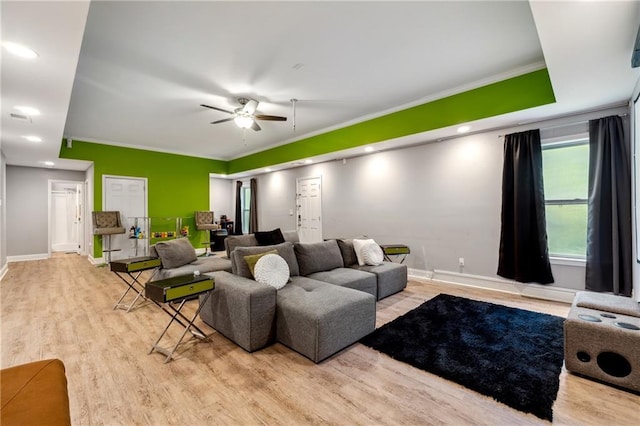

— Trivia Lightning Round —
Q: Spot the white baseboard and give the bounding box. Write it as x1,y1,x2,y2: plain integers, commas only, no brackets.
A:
7,253,49,263
88,256,104,265
408,268,576,304
0,263,8,281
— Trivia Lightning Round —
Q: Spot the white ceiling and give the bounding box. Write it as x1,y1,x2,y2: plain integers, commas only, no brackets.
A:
2,1,639,173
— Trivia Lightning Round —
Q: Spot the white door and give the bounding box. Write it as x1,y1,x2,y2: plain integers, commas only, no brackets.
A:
296,176,322,243
50,181,83,253
103,176,147,260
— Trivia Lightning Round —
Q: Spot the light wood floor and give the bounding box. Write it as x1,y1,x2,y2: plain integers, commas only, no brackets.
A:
1,254,638,425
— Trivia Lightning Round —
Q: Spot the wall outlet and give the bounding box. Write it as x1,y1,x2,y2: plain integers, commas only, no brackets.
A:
458,257,465,267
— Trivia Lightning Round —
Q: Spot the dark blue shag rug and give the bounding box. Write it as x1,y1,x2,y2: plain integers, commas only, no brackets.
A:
360,294,565,421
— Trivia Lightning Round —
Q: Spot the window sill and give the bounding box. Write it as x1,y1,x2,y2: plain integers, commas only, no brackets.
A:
549,256,586,267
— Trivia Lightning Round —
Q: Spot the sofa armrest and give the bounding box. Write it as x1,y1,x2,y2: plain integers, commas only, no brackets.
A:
199,271,276,352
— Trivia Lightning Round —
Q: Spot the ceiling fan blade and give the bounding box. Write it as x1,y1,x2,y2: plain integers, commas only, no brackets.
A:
251,121,262,131
201,104,234,115
243,99,259,115
211,117,235,124
254,114,287,121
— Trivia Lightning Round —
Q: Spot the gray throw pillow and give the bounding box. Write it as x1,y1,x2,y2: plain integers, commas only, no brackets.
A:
294,240,344,276
337,239,358,267
155,238,197,269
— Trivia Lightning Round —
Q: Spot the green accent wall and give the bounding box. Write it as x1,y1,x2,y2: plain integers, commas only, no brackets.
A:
60,141,227,257
227,69,555,173
59,69,555,257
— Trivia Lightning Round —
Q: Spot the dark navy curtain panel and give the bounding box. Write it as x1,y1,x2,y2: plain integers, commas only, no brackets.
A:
249,178,258,233
586,115,633,296
498,129,554,284
234,180,243,235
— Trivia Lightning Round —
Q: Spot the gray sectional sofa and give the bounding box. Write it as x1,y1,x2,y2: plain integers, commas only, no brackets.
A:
199,236,408,363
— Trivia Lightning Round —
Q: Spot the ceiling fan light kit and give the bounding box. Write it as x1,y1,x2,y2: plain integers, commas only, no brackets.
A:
201,97,287,132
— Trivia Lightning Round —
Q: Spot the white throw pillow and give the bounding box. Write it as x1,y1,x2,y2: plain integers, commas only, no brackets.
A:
361,242,384,266
253,254,290,289
353,238,383,266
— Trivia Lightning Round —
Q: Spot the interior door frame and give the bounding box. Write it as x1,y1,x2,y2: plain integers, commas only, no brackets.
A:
48,179,84,258
102,174,148,259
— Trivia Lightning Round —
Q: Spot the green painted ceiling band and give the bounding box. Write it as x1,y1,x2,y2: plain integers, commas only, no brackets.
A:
60,68,555,177
227,68,555,174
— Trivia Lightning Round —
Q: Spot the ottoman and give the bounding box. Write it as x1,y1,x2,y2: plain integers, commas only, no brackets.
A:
276,276,376,363
1,359,71,425
564,291,640,392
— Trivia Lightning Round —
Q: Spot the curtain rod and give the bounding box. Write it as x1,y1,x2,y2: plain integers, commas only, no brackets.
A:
497,105,628,138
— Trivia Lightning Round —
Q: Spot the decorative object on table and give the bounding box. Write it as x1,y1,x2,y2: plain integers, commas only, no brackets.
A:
92,211,126,263
360,294,565,421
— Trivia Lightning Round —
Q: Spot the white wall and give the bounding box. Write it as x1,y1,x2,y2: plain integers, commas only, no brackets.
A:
251,106,629,293
209,176,233,223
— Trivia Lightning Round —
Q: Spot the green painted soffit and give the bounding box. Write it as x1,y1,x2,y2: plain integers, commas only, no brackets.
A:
227,68,555,174
60,69,554,176
60,141,228,176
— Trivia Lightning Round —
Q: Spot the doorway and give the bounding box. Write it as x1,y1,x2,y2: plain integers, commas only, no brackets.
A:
296,176,323,243
103,175,148,260
49,180,83,255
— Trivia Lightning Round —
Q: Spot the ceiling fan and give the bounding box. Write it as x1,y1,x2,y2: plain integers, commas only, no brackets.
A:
200,97,287,131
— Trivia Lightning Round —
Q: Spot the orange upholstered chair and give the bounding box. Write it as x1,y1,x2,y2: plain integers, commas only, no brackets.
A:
1,359,71,425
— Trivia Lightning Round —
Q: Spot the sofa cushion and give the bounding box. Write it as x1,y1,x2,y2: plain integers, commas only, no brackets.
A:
225,234,259,258
243,249,278,278
307,268,377,299
277,276,376,362
254,254,290,289
154,238,197,269
337,239,359,267
232,242,300,278
295,240,344,276
353,262,408,300
255,228,285,246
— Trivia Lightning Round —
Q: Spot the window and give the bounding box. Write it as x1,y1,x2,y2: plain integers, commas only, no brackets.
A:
241,186,251,234
542,137,589,258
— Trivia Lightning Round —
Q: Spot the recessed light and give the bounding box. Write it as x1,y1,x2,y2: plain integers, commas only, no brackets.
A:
304,159,313,164
364,147,374,153
457,125,471,133
43,161,55,167
3,41,39,59
22,135,42,142
14,106,40,116
265,168,272,172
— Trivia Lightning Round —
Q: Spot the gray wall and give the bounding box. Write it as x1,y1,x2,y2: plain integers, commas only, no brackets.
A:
209,176,233,222
6,166,85,257
1,152,6,272
252,107,629,292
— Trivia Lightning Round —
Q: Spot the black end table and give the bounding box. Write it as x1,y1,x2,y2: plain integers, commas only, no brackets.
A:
146,274,215,363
